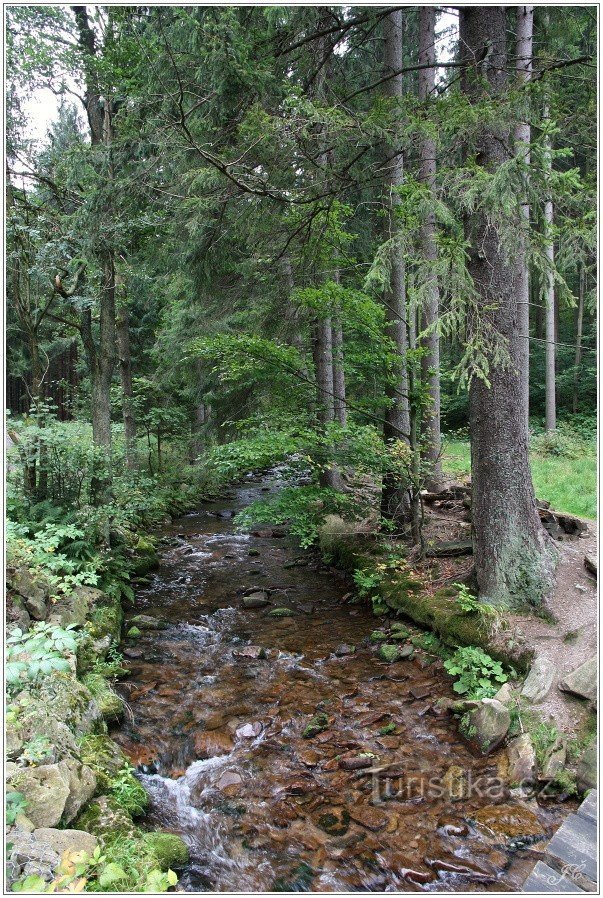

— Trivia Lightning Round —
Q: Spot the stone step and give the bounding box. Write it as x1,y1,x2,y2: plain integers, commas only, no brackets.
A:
545,811,597,888
576,790,597,826
523,860,584,893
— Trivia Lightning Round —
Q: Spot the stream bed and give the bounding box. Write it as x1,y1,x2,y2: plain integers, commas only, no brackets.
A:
112,473,569,892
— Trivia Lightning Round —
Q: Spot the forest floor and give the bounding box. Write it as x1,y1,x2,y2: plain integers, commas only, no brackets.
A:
411,483,597,739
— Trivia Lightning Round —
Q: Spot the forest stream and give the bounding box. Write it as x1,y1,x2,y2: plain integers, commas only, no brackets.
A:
112,472,569,892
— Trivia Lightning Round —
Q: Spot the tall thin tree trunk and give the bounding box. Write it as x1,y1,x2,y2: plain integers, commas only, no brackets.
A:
381,8,411,525
312,319,334,424
116,296,137,468
460,6,555,609
418,5,443,491
331,267,347,427
74,5,118,505
382,8,410,445
515,5,534,427
572,261,585,413
543,98,556,432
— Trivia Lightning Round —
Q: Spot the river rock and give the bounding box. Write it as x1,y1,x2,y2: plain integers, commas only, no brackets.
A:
460,698,510,754
576,741,597,791
48,585,96,628
242,593,270,609
233,645,267,659
540,740,567,781
378,644,401,663
236,722,263,739
194,731,234,758
348,804,389,831
494,683,514,705
506,733,537,785
61,760,97,823
521,656,555,704
559,656,597,703
129,614,168,630
33,828,98,858
215,771,242,794
441,765,469,800
334,644,356,657
268,607,295,617
472,804,545,845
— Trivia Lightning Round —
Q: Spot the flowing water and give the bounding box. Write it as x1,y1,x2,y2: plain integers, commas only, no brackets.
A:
113,472,569,892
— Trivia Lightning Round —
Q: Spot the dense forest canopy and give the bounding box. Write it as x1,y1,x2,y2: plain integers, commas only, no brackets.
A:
4,6,598,894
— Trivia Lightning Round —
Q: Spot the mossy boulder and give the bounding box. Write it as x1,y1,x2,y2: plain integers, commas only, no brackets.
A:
8,759,96,827
82,675,124,722
268,607,295,618
132,536,159,575
74,795,135,841
85,599,123,642
37,672,103,736
127,626,141,638
378,644,401,663
144,832,189,870
78,734,128,793
303,713,329,739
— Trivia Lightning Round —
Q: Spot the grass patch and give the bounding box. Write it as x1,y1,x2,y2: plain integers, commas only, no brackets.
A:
442,439,596,520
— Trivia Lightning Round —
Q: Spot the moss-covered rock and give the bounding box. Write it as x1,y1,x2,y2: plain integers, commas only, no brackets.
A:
127,626,141,638
74,795,135,840
81,674,124,722
143,832,189,870
132,536,159,575
324,537,534,672
77,734,128,794
378,644,400,663
85,600,123,643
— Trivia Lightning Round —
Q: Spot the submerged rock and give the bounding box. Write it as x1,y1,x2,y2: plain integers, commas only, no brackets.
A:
302,713,329,739
242,593,270,609
471,803,545,846
193,731,234,758
268,607,295,617
129,614,168,631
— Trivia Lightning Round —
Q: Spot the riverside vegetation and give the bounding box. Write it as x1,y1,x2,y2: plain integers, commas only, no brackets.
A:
5,5,597,893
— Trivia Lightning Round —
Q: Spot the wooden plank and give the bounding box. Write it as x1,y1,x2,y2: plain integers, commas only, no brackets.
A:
577,790,598,826
546,812,598,886
523,861,584,893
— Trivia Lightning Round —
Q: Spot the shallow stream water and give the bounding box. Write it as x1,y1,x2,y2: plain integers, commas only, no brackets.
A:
113,472,568,892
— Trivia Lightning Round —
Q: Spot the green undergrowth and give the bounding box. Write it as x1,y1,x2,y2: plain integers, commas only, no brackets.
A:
323,534,534,672
443,430,596,520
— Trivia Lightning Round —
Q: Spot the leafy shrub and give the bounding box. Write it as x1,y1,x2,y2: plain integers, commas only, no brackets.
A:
236,485,362,548
11,845,178,893
108,765,149,816
6,623,79,696
443,646,508,699
6,791,27,825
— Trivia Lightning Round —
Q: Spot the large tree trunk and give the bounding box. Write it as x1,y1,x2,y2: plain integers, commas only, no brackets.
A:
572,261,585,413
543,99,557,432
460,6,555,609
381,8,411,524
418,5,443,491
514,5,534,427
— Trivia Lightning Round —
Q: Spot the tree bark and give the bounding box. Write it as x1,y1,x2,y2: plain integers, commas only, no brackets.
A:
74,5,118,503
418,5,443,491
116,276,137,467
460,6,555,609
381,8,411,525
382,8,410,445
514,5,534,427
543,98,556,432
572,261,585,413
312,318,334,424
